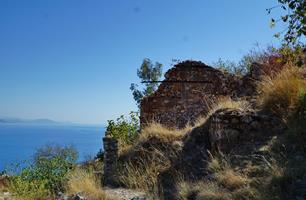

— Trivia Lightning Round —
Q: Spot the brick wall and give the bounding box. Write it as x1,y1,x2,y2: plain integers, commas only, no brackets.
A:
140,61,253,128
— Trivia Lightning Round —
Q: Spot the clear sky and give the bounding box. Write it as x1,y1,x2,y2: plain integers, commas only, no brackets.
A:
0,0,285,125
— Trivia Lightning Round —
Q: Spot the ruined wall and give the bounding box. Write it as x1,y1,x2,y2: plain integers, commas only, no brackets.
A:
103,137,119,186
140,61,254,128
158,108,285,200
208,108,285,154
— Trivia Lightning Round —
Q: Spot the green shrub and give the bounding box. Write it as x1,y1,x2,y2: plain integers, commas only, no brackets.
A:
95,148,104,161
8,144,78,199
106,111,139,145
9,168,51,200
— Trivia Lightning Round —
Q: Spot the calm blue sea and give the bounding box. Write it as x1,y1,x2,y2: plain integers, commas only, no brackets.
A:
0,123,105,171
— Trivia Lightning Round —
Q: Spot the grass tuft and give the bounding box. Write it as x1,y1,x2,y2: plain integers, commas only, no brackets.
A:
257,66,306,120
118,148,172,199
194,97,251,127
66,169,115,200
140,122,186,143
216,169,249,190
177,181,231,200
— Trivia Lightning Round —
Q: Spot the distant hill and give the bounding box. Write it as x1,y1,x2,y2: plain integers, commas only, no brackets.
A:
30,119,58,124
0,118,59,124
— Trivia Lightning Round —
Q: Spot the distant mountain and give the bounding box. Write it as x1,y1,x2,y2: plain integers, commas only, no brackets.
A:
0,118,59,124
31,119,58,124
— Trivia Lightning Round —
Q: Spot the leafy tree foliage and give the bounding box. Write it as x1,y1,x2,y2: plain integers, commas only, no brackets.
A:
33,144,78,165
130,58,163,108
267,0,305,44
106,111,139,146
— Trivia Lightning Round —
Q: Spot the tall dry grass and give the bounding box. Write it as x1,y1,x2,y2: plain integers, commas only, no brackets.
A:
139,122,187,143
193,97,251,127
177,181,231,200
66,169,115,200
118,147,172,199
177,155,259,200
207,156,249,190
257,66,306,120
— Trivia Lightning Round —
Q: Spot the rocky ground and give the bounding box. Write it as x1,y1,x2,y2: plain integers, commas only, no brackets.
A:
0,192,11,200
1,188,146,200
103,188,146,200
55,188,146,200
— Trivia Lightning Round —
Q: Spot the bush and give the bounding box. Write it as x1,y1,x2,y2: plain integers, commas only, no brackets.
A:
95,148,104,161
213,44,305,76
8,144,78,199
9,169,51,200
213,45,280,76
106,111,139,146
33,144,78,165
257,66,306,120
277,44,305,67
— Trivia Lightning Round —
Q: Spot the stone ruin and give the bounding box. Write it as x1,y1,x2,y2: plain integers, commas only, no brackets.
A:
102,59,287,190
140,60,259,128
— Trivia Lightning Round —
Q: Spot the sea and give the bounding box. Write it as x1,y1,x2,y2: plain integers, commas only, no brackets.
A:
0,123,105,171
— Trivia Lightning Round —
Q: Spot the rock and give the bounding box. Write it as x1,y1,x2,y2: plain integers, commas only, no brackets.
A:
131,197,146,200
250,121,260,129
0,192,11,200
73,194,86,200
231,118,239,123
294,155,305,161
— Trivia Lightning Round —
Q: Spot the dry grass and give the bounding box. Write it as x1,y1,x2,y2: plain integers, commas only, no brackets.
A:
66,169,115,200
207,156,249,190
118,123,184,199
207,157,223,173
194,97,251,127
257,66,306,120
118,148,171,199
177,179,260,200
216,169,249,190
177,181,231,200
177,155,260,200
139,122,187,143
0,177,8,192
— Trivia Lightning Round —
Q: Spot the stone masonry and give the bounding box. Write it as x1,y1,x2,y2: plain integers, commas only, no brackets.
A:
103,137,119,186
158,108,285,200
140,61,253,128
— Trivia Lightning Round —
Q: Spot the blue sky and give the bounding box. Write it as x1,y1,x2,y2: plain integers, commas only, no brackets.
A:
0,0,284,124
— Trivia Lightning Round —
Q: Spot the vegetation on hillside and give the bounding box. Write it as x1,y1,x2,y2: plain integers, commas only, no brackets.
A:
5,144,117,200
213,44,305,75
2,1,305,199
105,111,140,147
113,48,306,199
